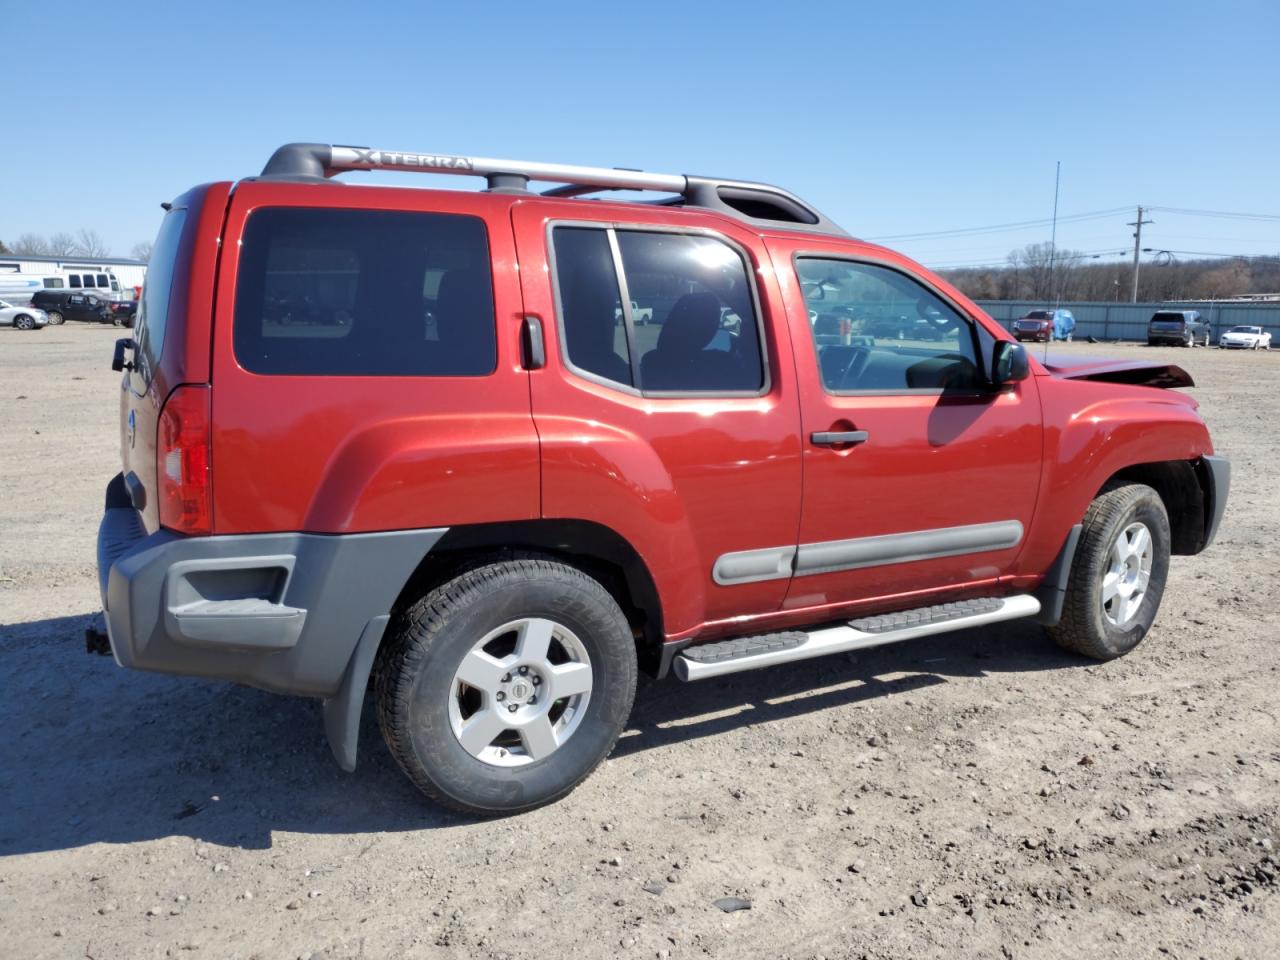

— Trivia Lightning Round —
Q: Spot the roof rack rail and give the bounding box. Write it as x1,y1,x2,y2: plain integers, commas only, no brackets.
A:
258,143,848,237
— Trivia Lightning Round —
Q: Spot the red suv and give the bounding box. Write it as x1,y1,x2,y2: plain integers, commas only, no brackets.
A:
96,143,1229,814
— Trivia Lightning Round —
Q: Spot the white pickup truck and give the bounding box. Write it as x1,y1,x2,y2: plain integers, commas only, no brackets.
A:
614,300,655,325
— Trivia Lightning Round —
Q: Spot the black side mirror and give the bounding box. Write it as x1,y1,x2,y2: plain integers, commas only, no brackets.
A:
991,340,1029,388
112,337,135,372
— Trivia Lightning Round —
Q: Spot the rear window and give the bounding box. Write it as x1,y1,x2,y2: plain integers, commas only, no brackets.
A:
233,207,496,377
134,208,188,377
1150,313,1186,325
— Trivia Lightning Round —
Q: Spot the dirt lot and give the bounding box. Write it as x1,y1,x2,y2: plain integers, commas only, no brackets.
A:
1,325,1277,960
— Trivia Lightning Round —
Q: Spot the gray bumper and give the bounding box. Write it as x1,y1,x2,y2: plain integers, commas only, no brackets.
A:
96,477,444,700
1201,454,1230,550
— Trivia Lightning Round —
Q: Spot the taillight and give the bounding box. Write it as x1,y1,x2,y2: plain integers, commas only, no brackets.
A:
158,385,212,534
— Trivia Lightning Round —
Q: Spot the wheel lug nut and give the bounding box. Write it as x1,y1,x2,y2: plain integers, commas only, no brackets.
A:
495,692,505,702
531,676,541,686
528,696,537,705
518,666,529,676
507,703,518,713
501,673,511,683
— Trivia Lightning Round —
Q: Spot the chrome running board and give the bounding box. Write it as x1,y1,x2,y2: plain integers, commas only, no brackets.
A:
672,594,1041,682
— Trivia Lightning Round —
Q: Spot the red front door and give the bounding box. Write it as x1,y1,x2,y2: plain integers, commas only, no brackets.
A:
766,236,1044,615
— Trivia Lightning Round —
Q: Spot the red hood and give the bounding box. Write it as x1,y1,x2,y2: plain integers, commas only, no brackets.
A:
1040,356,1195,389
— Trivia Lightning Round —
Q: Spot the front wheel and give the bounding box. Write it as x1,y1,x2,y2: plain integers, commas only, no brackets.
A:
1048,482,1171,660
13,315,35,330
375,558,638,815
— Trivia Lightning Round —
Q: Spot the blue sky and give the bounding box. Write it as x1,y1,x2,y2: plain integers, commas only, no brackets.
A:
3,0,1277,270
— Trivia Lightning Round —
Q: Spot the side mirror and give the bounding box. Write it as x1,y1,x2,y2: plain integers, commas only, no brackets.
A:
991,340,1029,388
112,337,135,372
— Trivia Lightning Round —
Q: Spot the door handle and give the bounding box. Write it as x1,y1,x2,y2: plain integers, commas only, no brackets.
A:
811,430,869,446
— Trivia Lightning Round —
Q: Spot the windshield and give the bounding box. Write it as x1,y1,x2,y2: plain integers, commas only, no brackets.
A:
1229,326,1261,334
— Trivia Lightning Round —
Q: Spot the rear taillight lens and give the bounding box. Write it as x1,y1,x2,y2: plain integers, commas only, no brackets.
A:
158,385,212,534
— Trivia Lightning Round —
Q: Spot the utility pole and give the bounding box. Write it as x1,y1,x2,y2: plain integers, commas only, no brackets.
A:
1129,206,1153,302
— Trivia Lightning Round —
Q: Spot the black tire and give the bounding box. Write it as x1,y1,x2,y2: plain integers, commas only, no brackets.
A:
46,311,64,325
112,314,125,327
13,314,34,330
1048,482,1170,660
375,557,638,815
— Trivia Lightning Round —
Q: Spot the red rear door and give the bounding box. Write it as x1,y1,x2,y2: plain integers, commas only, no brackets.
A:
512,200,803,641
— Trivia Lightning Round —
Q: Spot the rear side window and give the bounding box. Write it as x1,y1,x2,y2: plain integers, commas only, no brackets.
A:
233,208,496,377
134,208,188,378
552,225,764,395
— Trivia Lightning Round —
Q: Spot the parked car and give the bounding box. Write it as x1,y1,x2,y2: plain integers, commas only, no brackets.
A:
1218,325,1271,351
106,300,138,327
0,299,48,330
1012,309,1075,343
94,142,1229,815
30,289,113,325
1148,310,1211,347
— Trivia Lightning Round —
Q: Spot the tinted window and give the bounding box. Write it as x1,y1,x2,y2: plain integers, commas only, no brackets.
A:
233,208,495,377
97,273,110,287
134,208,187,377
797,258,981,393
44,278,64,288
618,231,763,393
553,227,632,386
68,275,81,287
551,225,764,395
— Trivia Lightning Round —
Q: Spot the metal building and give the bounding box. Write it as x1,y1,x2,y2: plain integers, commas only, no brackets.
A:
0,253,148,301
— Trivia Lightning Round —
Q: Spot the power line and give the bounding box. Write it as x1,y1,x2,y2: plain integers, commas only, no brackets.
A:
866,207,1131,242
868,204,1280,245
1147,206,1280,222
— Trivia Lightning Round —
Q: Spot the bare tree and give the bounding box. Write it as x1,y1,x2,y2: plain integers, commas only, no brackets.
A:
130,241,153,263
47,232,79,256
0,239,10,255
12,233,51,256
74,228,111,258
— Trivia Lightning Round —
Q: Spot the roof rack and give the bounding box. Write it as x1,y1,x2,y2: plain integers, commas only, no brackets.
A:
258,142,848,237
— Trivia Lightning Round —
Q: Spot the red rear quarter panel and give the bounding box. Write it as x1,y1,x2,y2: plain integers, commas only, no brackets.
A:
209,182,539,534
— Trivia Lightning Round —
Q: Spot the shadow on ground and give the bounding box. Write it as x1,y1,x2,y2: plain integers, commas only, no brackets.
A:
0,610,1086,856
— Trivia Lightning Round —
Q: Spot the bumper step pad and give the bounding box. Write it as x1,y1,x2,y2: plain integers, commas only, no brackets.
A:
674,594,1041,681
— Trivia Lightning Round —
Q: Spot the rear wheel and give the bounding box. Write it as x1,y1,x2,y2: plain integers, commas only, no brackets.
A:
375,558,638,815
1048,482,1170,660
46,311,64,325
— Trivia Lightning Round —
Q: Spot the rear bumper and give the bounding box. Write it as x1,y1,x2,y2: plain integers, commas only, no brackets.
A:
96,474,446,698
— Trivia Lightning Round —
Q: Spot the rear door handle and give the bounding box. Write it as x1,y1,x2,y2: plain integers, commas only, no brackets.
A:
811,430,869,446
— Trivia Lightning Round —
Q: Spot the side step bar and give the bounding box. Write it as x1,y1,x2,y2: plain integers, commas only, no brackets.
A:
673,595,1041,682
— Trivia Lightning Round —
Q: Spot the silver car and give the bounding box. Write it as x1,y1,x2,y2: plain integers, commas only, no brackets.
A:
0,299,49,331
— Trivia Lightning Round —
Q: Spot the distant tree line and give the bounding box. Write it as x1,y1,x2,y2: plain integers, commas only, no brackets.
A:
942,242,1280,302
0,233,153,263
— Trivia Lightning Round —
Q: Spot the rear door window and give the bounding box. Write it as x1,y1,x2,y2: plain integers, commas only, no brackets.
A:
551,225,765,395
232,207,496,377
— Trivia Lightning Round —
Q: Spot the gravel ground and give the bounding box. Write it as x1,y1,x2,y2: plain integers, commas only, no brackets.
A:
1,325,1277,960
